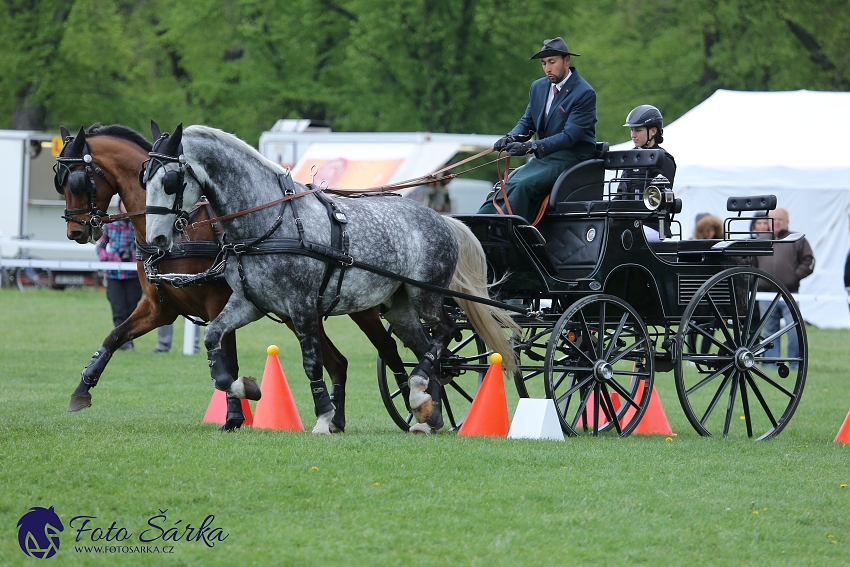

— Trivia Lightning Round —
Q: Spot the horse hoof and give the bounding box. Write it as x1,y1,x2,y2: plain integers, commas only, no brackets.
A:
313,410,333,434
230,376,262,401
411,398,433,423
329,417,345,433
409,422,431,434
219,419,244,433
68,393,92,412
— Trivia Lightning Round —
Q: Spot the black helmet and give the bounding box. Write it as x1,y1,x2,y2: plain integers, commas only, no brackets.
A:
624,105,663,129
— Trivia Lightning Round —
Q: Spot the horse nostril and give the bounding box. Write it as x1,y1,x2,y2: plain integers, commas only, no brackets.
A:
68,230,83,241
153,234,167,248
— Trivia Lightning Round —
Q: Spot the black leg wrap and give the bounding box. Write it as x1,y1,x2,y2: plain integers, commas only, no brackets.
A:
208,348,234,392
220,395,245,432
310,379,335,417
81,346,112,387
410,344,441,381
425,378,444,430
394,372,411,411
330,384,346,432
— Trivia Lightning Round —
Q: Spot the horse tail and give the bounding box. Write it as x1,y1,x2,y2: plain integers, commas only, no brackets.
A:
443,216,520,374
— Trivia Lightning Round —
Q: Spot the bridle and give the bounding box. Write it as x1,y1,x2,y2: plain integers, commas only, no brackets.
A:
140,125,198,232
53,127,117,228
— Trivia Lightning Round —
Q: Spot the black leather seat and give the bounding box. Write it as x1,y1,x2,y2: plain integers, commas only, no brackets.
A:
546,141,608,211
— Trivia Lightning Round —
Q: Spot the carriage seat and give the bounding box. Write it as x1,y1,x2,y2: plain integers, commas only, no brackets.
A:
544,141,608,211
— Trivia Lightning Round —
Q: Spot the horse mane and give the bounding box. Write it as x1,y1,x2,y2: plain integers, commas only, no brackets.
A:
86,123,153,152
185,125,286,176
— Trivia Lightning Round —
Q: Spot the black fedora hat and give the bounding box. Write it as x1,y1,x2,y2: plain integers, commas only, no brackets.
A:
530,37,580,59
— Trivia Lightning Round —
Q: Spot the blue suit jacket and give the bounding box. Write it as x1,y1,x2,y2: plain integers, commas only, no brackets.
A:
508,67,597,158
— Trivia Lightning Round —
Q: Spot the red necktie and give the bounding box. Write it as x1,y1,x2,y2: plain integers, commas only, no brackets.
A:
547,85,559,115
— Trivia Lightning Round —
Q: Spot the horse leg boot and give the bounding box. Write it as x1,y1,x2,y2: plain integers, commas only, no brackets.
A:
408,344,441,433
69,347,112,412
208,348,261,400
220,395,246,433
329,384,346,433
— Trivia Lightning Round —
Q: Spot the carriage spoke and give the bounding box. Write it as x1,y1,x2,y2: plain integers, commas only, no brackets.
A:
603,312,629,360
593,382,601,435
558,374,594,407
686,361,735,396
747,294,781,350
740,375,753,437
722,371,740,437
601,384,623,435
699,371,733,427
607,378,640,410
577,310,596,359
568,385,594,431
612,368,651,377
606,336,646,365
749,364,795,398
595,303,607,360
729,277,743,345
446,379,475,404
744,372,778,428
743,275,759,344
706,294,736,347
554,335,596,366
686,319,734,354
441,388,458,429
752,322,798,356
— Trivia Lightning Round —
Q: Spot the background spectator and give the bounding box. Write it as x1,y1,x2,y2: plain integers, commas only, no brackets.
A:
756,207,815,369
692,214,724,239
95,199,141,351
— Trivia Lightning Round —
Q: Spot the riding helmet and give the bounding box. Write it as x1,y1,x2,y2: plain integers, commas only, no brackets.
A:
624,105,663,130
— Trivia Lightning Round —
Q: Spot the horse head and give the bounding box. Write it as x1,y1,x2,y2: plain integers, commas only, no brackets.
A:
54,125,113,243
144,121,206,251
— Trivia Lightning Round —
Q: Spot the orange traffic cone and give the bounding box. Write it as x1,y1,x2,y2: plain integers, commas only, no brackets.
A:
576,391,620,428
203,389,254,426
458,353,510,437
253,345,304,431
622,381,675,436
834,408,850,444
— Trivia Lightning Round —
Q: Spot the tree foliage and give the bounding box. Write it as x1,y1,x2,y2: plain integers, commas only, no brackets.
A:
0,0,847,146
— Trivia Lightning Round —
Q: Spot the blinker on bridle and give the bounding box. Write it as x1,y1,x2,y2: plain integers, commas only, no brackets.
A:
53,126,114,228
141,123,194,232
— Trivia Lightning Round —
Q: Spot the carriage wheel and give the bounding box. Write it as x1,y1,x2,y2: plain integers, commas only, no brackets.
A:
377,324,489,432
674,267,807,439
513,325,554,399
545,294,654,437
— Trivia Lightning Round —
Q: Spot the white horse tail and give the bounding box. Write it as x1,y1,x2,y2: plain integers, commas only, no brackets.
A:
443,216,520,374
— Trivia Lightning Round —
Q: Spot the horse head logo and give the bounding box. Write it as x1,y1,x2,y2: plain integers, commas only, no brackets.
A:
17,506,64,559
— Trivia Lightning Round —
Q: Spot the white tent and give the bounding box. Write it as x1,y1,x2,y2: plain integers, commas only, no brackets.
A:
619,90,850,329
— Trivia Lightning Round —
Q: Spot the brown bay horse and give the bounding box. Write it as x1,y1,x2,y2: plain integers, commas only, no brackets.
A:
56,124,406,432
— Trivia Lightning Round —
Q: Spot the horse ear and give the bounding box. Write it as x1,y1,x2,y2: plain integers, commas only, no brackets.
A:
68,126,87,157
60,126,70,141
162,123,184,157
151,119,162,140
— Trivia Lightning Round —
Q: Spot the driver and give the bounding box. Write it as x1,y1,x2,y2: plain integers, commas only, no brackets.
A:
478,37,597,222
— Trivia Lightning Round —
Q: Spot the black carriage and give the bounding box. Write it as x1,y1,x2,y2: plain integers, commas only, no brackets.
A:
377,148,807,440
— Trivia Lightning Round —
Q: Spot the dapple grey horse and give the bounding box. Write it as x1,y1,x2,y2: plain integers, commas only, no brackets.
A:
144,123,517,434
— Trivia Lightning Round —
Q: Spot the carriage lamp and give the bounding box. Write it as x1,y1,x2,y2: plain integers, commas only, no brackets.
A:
642,175,674,211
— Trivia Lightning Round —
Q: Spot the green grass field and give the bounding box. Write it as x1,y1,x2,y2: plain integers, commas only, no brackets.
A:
1,287,849,566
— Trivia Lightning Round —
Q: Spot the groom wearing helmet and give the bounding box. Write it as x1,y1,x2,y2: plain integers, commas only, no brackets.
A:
620,104,677,193
618,105,677,238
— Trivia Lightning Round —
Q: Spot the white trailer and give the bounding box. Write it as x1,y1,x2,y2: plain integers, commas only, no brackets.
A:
0,129,99,261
